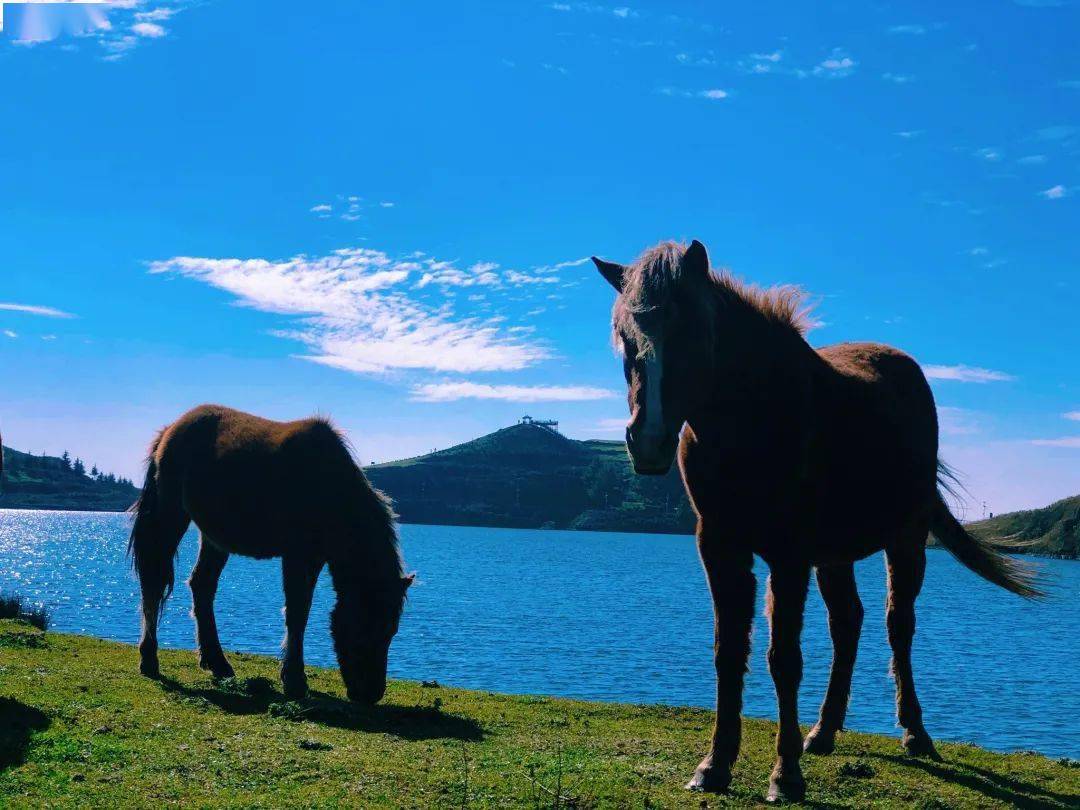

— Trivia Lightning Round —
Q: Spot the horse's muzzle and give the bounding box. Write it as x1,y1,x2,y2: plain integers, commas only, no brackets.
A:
626,427,678,476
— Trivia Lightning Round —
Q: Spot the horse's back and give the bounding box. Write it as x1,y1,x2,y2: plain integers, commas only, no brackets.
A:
154,404,360,557
807,342,939,553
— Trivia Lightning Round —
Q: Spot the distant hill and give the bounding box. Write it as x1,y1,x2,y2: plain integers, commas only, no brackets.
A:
967,495,1080,560
0,446,139,512
364,422,695,534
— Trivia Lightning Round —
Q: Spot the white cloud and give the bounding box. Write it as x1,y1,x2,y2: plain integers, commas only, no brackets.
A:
415,259,501,289
975,147,1002,162
132,21,166,38
310,203,333,213
1017,154,1047,165
594,417,628,433
2,330,17,339
150,247,549,374
967,247,990,256
1063,411,1080,421
1030,437,1080,448
505,270,560,285
700,88,729,100
895,130,924,138
0,303,75,319
882,73,914,84
888,24,926,34
411,382,618,402
379,201,395,208
923,364,1015,383
938,406,981,436
813,49,856,78
1040,184,1068,199
136,8,176,23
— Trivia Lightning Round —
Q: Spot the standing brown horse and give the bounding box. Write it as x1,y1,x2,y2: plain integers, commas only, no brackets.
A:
129,404,413,704
593,241,1040,803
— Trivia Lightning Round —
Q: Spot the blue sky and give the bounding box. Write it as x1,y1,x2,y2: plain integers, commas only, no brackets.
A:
1,0,1078,515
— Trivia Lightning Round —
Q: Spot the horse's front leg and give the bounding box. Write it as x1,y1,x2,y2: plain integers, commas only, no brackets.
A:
687,533,756,793
190,537,233,679
280,554,324,700
765,564,811,804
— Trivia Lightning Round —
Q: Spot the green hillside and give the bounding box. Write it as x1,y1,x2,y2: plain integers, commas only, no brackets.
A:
0,446,139,512
364,422,695,534
968,495,1080,559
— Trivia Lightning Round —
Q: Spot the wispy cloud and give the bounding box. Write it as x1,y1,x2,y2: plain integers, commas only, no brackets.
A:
8,3,194,60
882,72,915,84
1030,437,1080,448
658,86,729,100
975,147,1002,162
411,381,618,402
938,406,982,436
1063,411,1080,421
1017,154,1047,165
923,364,1015,383
0,303,76,319
2,330,17,339
1040,184,1069,199
888,24,927,35
813,48,857,78
131,21,166,38
593,417,628,433
150,247,551,374
895,130,924,138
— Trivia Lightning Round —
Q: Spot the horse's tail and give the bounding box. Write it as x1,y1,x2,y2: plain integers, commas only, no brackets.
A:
930,463,1043,599
128,431,180,615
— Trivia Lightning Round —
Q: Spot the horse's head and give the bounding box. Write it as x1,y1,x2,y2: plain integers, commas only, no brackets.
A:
594,240,717,476
330,572,414,704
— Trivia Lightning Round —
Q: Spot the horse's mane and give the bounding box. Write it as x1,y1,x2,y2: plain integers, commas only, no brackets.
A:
614,241,813,343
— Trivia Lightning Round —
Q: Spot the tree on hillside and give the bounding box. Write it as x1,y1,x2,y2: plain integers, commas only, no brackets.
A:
61,451,71,470
584,460,626,508
73,458,85,476
91,465,100,479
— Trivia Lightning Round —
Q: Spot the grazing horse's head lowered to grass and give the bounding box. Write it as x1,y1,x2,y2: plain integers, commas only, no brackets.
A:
329,531,415,704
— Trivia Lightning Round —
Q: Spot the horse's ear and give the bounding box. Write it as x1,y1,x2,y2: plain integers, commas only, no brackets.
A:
592,257,626,293
683,240,710,278
402,573,416,590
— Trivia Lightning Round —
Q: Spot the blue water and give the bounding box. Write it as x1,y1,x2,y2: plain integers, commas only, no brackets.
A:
0,509,1076,759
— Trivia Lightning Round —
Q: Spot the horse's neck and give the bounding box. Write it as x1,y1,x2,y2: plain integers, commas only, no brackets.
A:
327,521,401,584
694,293,819,430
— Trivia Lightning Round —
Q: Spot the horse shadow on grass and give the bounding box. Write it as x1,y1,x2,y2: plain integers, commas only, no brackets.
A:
866,752,1078,809
154,675,483,742
0,697,50,770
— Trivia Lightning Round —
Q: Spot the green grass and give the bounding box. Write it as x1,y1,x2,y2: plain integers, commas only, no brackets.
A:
0,619,1076,808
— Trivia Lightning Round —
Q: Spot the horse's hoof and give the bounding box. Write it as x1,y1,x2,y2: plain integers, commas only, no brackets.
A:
139,659,160,679
766,776,806,804
201,658,235,679
685,761,731,793
803,726,836,755
282,676,308,701
902,731,942,761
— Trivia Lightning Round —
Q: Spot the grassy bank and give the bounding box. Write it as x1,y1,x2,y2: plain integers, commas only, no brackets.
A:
0,620,1076,808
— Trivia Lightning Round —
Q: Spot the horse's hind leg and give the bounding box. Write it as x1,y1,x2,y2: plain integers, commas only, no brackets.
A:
804,563,864,755
886,542,940,760
765,564,811,804
189,536,233,679
280,554,323,700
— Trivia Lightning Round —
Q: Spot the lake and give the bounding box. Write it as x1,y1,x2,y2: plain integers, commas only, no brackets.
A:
0,509,1076,759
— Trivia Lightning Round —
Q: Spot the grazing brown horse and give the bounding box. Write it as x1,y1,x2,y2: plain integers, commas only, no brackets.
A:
129,404,413,704
593,241,1040,803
